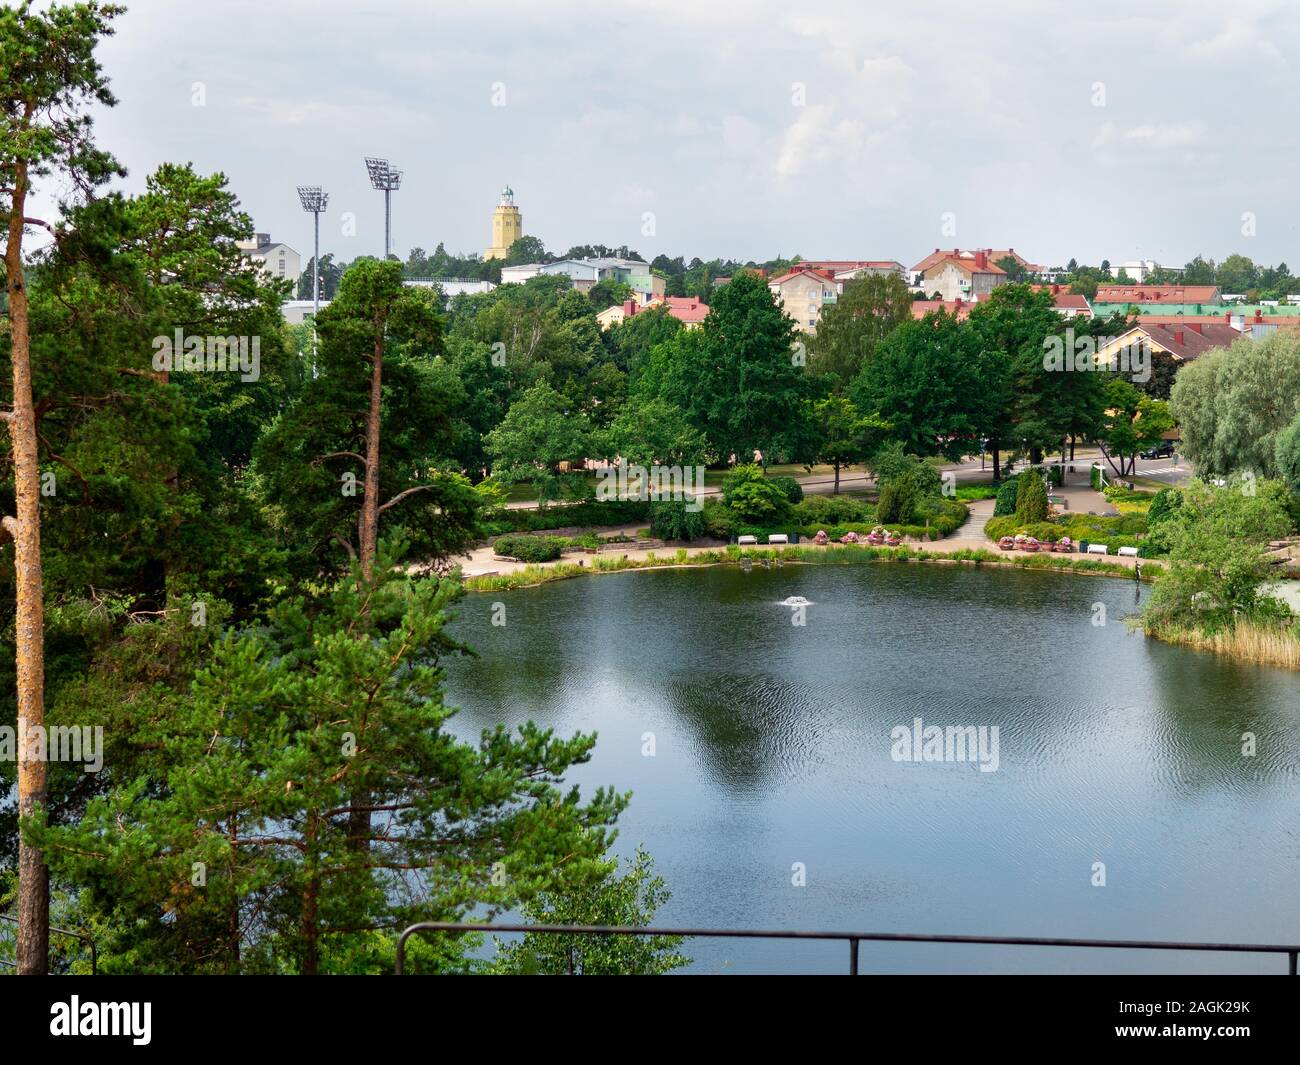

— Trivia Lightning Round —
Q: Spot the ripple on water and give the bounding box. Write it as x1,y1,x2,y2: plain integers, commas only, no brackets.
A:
445,563,1300,972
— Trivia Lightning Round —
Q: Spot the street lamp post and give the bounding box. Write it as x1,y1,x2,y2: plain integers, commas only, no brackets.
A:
364,157,402,260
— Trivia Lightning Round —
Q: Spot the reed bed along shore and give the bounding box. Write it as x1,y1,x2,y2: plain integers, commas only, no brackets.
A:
1144,620,1300,671
462,544,1159,594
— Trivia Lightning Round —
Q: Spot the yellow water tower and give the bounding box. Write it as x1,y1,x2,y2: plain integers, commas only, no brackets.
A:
484,186,523,260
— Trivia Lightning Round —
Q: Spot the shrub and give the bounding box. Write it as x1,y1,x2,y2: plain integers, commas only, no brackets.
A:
487,499,652,535
1146,487,1182,527
985,516,1062,542
1277,411,1300,496
993,473,1022,516
791,494,872,525
721,464,792,524
984,511,1151,554
876,478,916,524
954,483,999,502
649,499,706,542
769,476,804,505
493,534,565,562
702,498,739,540
1015,467,1049,523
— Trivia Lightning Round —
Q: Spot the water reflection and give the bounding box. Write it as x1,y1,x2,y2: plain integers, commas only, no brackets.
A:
445,564,1300,973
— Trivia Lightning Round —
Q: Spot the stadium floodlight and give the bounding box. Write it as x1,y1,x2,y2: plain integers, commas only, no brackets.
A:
364,156,403,260
296,185,329,316
297,185,329,366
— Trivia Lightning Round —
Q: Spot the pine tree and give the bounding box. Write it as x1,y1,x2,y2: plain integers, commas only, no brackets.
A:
32,555,628,974
1,0,124,975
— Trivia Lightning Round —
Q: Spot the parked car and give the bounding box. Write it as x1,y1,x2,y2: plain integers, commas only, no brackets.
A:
1140,441,1174,460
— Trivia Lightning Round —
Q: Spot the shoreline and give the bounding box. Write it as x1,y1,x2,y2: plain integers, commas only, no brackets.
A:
461,542,1159,593
459,544,1300,674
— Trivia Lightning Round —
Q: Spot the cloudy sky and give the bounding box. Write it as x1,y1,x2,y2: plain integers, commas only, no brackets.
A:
42,0,1300,270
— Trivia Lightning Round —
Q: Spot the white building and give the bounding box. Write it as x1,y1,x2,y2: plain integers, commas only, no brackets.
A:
502,258,664,304
500,262,547,284
405,277,497,297
1108,259,1170,283
237,233,302,286
282,299,327,325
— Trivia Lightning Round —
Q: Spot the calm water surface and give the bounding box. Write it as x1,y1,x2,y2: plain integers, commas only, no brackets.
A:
444,563,1300,973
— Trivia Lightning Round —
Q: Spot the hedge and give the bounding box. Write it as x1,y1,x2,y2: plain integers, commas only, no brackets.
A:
492,534,566,562
485,499,653,535
984,512,1153,554
735,500,968,543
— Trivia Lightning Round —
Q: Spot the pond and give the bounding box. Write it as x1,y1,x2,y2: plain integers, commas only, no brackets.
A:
444,562,1300,973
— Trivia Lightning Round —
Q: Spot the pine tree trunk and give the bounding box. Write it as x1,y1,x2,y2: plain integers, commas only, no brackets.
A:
4,165,49,976
358,321,383,579
352,316,386,853
302,812,319,976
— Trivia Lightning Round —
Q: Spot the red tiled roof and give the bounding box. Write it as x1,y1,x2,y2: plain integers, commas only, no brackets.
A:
770,267,837,286
1130,321,1240,361
917,250,1006,277
797,260,903,272
1031,284,1092,314
646,295,710,323
912,247,1040,274
1094,284,1221,304
910,299,972,321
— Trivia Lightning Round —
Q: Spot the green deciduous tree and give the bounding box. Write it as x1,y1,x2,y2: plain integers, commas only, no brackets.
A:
662,271,808,462
605,396,707,467
485,380,591,507
1170,331,1300,479
1098,378,1174,477
1142,479,1295,634
852,310,986,462
809,273,912,391
809,395,890,493
490,848,689,975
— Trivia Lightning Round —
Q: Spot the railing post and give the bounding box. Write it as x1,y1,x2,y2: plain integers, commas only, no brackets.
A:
395,927,410,975
849,937,859,975
1289,951,1296,976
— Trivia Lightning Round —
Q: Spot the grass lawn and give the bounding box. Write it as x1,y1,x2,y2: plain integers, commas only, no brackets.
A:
506,464,874,500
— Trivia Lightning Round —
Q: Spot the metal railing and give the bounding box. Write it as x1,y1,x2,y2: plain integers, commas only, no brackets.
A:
396,922,1300,976
0,915,97,975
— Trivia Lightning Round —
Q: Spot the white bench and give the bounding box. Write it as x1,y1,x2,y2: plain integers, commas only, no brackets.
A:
737,535,758,545
1117,546,1139,557
1086,543,1109,555
767,533,789,545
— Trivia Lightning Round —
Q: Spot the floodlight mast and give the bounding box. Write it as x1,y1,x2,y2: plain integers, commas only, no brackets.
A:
364,156,403,259
296,185,328,369
296,185,329,322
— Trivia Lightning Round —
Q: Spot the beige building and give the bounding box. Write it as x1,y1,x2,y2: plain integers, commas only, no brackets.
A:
237,233,301,286
917,250,1006,302
597,296,709,331
768,267,839,332
483,186,523,260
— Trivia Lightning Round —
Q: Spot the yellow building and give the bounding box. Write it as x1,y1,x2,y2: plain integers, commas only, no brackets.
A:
484,186,523,260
